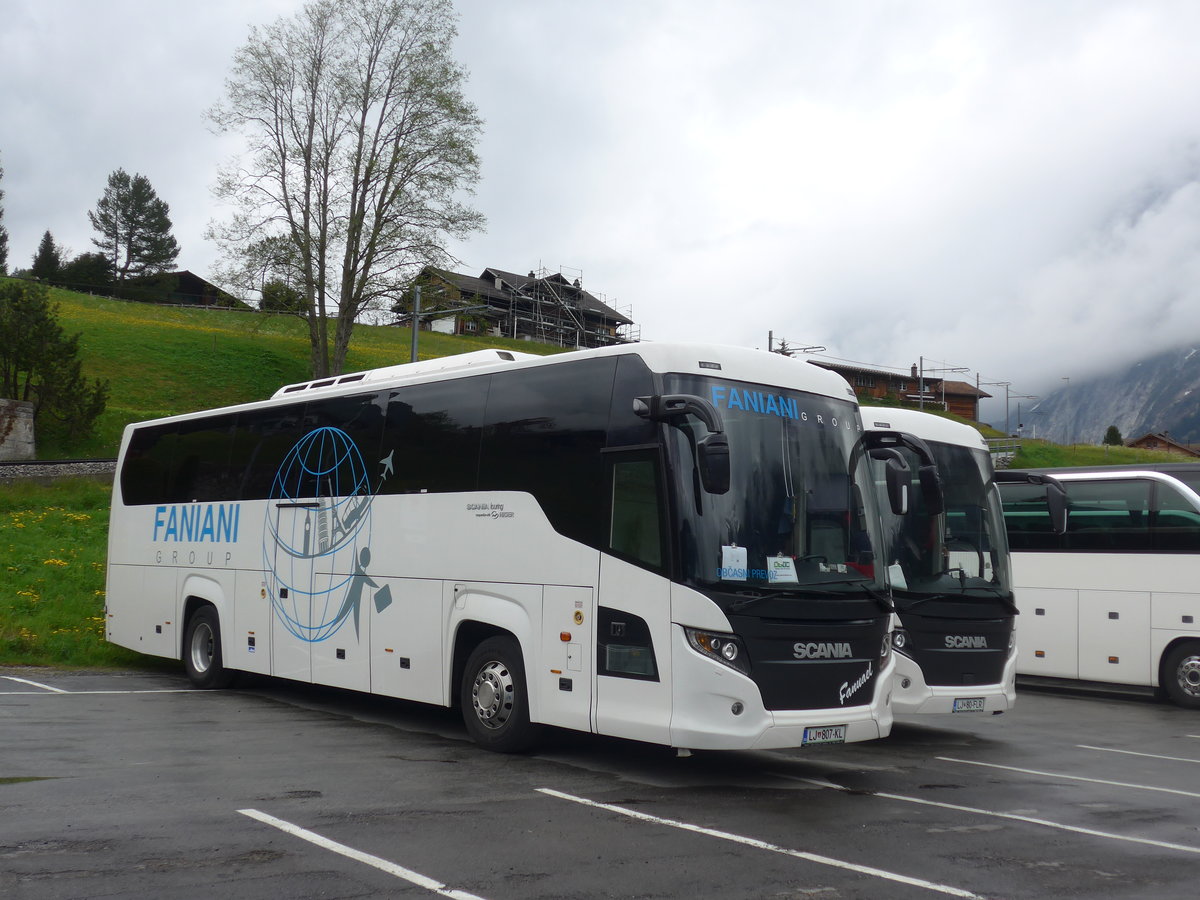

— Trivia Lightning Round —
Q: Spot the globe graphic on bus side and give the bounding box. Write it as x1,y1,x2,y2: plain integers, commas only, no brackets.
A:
263,427,374,642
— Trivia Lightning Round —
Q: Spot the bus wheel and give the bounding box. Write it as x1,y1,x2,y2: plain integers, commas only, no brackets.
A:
1163,642,1200,709
460,637,540,752
183,606,235,690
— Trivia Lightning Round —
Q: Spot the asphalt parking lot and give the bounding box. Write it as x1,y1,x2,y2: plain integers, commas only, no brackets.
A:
2,668,1198,900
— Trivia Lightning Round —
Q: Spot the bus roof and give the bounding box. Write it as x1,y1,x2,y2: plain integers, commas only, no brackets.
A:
860,405,988,452
126,343,861,431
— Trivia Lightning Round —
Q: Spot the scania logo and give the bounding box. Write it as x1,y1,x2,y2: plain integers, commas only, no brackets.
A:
793,641,852,660
944,635,989,649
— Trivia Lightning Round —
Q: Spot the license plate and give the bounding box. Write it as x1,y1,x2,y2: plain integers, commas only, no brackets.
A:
953,697,986,713
802,725,847,745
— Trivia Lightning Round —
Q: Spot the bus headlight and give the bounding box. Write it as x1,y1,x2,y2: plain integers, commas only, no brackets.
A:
891,628,911,657
881,634,892,663
1007,629,1017,658
685,628,751,675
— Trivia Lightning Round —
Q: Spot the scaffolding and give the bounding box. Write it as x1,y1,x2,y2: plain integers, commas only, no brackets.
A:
490,265,635,349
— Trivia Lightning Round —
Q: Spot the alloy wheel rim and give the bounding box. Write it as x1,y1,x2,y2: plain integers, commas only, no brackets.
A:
471,660,513,730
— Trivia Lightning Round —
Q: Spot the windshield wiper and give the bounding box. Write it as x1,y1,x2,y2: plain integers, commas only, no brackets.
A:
728,583,893,614
897,589,1017,616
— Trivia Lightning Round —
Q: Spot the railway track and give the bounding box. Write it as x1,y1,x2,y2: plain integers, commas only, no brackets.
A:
0,458,118,481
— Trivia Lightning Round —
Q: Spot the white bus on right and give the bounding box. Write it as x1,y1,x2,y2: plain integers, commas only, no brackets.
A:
999,464,1200,708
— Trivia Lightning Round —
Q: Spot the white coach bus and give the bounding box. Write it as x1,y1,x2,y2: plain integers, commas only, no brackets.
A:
862,408,1064,716
1000,464,1200,708
106,343,902,751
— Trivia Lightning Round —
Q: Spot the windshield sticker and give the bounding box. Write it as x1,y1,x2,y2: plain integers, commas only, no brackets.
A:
767,555,799,583
719,544,749,581
819,562,849,574
888,562,908,590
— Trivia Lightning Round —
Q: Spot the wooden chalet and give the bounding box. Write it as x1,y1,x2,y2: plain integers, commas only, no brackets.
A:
1125,432,1200,458
410,266,635,349
808,361,991,421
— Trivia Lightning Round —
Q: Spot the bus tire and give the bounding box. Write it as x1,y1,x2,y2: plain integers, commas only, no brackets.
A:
183,606,236,690
460,636,540,752
1162,642,1200,709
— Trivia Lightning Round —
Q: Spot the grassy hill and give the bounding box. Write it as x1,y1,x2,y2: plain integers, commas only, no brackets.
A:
1,282,1189,668
1008,438,1183,469
16,279,563,457
7,275,1190,470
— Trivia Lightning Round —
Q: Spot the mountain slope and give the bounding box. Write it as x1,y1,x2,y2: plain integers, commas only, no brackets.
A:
1026,345,1200,444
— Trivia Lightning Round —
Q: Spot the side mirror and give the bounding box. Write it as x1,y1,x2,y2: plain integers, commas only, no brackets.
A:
870,447,910,515
637,393,730,495
697,432,730,494
918,464,944,516
1045,482,1068,534
994,471,1067,534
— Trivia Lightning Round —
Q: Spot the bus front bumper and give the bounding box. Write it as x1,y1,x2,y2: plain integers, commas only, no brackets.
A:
890,650,1017,716
668,628,896,750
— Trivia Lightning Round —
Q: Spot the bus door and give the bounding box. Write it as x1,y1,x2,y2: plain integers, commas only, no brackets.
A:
265,498,320,682
594,450,673,745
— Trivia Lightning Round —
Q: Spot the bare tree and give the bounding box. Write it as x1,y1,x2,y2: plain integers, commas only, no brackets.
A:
208,0,485,377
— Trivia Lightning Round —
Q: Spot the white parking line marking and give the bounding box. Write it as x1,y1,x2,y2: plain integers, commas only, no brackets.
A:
779,771,1200,857
938,756,1200,800
0,696,201,700
1,675,69,693
239,809,488,900
1077,744,1200,765
538,788,981,898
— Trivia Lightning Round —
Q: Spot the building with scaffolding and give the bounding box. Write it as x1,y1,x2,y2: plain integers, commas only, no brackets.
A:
412,265,638,349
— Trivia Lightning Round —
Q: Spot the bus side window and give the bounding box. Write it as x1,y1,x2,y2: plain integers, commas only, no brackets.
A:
381,376,487,494
1152,482,1200,552
479,358,616,547
1000,483,1061,551
169,414,237,502
121,424,177,506
1065,480,1151,552
608,453,665,571
305,392,388,492
230,406,307,500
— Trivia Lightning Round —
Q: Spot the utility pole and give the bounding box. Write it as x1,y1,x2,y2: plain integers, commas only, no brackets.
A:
410,284,422,363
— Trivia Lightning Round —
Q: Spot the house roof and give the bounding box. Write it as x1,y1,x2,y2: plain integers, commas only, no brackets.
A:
485,268,632,324
427,266,632,325
940,380,991,399
1125,432,1200,456
810,360,931,383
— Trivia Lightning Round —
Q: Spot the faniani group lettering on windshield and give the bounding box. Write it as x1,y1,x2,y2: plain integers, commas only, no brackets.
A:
708,385,855,428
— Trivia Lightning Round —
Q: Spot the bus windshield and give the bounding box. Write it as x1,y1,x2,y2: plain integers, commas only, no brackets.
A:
663,375,884,594
878,441,1012,603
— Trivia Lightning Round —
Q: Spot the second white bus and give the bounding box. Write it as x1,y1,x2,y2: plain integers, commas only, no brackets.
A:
1000,464,1200,708
862,408,1023,715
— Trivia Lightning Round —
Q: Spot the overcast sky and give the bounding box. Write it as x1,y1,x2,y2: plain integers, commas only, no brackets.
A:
4,0,1200,423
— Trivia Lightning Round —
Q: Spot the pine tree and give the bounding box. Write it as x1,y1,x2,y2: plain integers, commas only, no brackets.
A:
1103,425,1123,446
0,279,109,442
88,169,180,284
30,230,63,281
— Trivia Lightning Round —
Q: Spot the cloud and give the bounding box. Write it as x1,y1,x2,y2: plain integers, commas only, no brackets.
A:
4,0,1200,412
